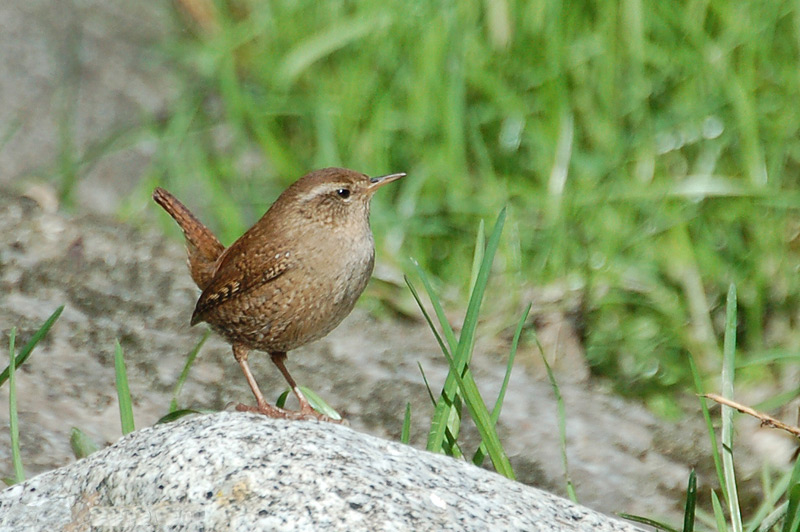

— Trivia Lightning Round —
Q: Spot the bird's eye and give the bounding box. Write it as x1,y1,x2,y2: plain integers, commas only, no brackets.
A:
336,188,351,199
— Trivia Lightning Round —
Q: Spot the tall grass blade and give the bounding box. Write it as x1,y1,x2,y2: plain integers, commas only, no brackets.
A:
455,207,506,376
780,456,800,532
618,514,678,532
7,328,24,484
424,208,506,455
710,490,729,532
156,409,205,425
114,341,135,435
409,260,458,352
468,219,485,294
759,502,788,532
746,465,790,532
410,266,463,453
401,402,412,445
782,486,800,532
438,342,514,478
536,333,577,502
472,303,530,467
753,385,800,413
721,284,742,532
683,469,697,532
690,353,728,503
418,362,461,456
417,362,437,405
278,15,388,85
743,461,782,532
169,331,209,413
0,305,64,387
405,277,451,359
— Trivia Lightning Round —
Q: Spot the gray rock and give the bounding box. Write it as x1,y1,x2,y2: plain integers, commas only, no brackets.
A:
0,412,645,531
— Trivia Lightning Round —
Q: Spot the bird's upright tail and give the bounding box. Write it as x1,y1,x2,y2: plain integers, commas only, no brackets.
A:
153,187,225,291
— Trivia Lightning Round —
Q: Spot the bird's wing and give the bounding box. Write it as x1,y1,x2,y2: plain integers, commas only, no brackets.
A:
191,243,293,325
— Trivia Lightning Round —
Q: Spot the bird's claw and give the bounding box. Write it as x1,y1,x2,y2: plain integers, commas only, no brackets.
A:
235,402,344,424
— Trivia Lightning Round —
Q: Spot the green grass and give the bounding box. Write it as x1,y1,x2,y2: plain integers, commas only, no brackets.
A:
168,331,210,414
114,341,136,435
122,0,800,409
624,285,800,531
407,209,518,479
7,329,23,485
1,306,64,484
535,331,577,502
0,306,64,388
721,284,743,532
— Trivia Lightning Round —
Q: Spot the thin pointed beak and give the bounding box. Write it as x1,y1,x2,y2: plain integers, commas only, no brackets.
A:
368,172,405,192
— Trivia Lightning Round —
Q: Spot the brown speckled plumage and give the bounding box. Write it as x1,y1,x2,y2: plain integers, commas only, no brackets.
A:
153,167,404,420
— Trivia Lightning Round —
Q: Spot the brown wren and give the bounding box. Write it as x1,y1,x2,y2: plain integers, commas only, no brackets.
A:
153,167,405,420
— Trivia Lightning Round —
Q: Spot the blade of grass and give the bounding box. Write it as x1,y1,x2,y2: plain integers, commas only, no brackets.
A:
780,456,800,532
745,465,791,532
690,352,728,504
405,277,452,359
409,260,458,352
418,362,462,457
744,464,792,532
69,427,99,459
782,486,800,532
437,343,515,478
0,305,64,387
169,331,209,413
759,501,788,532
721,284,742,532
454,208,506,375
752,384,800,414
156,409,206,424
8,328,24,484
401,403,412,444
788,455,800,506
424,208,507,454
277,14,388,86
472,302,531,467
408,279,462,455
410,267,464,453
418,362,437,405
114,341,135,435
711,490,729,532
300,386,341,420
683,469,697,532
536,333,577,502
275,386,341,420
468,219,485,294
618,514,678,532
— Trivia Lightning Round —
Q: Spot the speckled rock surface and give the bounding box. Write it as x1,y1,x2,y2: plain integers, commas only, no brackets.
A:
0,412,645,531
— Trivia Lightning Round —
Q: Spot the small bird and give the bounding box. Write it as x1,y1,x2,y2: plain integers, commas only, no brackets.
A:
153,168,404,420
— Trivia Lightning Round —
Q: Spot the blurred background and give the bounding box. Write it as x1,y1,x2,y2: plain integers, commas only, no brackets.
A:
3,0,800,419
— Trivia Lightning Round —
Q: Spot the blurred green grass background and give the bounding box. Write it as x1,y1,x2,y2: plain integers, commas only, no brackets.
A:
135,0,800,413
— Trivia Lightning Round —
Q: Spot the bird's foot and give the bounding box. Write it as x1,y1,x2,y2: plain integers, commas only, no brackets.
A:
235,402,344,424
